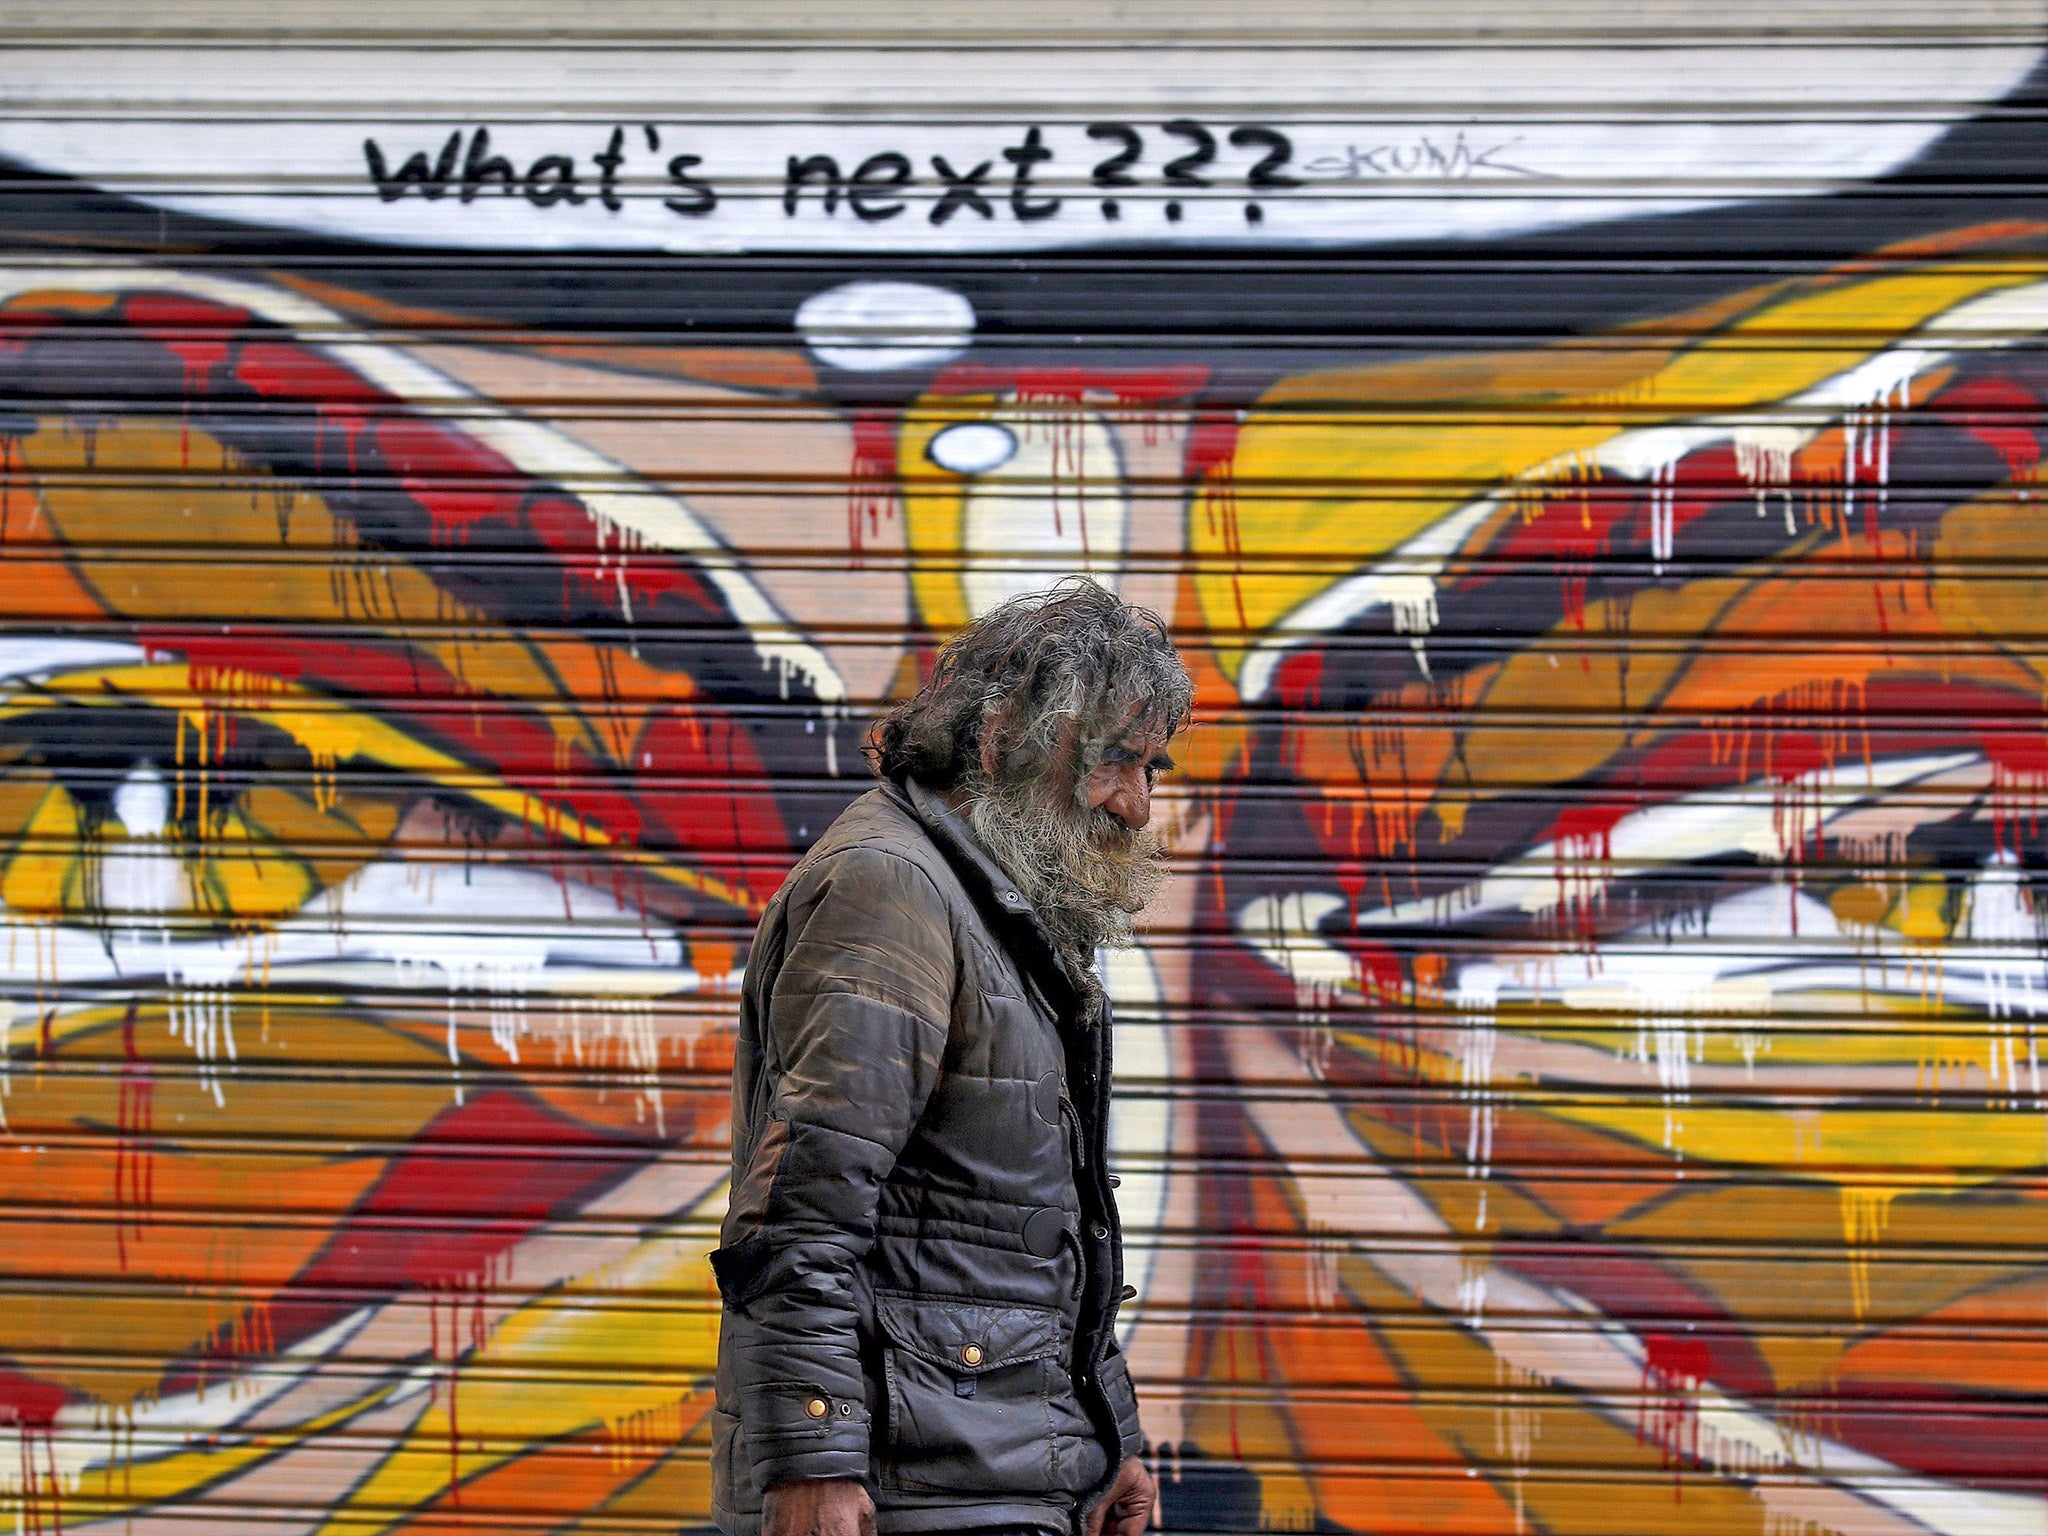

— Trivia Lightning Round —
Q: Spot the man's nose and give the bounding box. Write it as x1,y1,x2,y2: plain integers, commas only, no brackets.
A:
1104,769,1151,831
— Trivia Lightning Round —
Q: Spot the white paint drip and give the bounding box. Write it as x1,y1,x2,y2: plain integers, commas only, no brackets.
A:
1733,422,1808,531
1969,850,2046,1107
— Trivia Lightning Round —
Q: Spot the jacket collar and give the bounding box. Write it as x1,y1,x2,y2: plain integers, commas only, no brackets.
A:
900,776,1032,915
894,776,1091,1018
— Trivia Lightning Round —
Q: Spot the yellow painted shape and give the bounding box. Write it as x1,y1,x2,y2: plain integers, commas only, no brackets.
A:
1896,880,1952,942
235,780,403,901
0,782,83,915
1545,1098,2041,1178
310,1188,727,1535
191,806,317,920
1194,260,2047,682
900,393,996,638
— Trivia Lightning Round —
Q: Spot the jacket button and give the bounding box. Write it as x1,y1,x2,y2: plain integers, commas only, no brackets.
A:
1022,1206,1067,1258
1093,1223,1110,1240
1107,1174,1122,1188
1121,1285,1139,1301
961,1343,984,1366
805,1398,829,1419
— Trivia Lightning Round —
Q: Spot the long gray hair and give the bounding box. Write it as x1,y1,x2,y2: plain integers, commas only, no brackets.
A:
867,581,1193,990
866,579,1193,791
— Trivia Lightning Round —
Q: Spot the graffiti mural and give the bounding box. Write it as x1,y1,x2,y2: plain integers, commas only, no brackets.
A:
2,17,2048,1534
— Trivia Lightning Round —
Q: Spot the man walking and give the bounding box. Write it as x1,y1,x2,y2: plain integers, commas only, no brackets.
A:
710,581,1188,1536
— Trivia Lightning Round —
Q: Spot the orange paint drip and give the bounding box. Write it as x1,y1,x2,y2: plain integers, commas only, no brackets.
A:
605,1396,692,1472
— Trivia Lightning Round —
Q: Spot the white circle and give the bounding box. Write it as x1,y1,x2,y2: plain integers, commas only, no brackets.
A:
927,421,1018,475
795,280,975,372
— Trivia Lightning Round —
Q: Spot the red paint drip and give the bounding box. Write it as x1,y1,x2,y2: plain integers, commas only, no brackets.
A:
1550,800,1635,947
1638,1332,1714,1493
1987,729,2048,855
0,1370,67,1536
848,409,898,564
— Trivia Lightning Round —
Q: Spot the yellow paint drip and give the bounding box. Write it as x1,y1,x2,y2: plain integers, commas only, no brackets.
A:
1840,1185,1902,1322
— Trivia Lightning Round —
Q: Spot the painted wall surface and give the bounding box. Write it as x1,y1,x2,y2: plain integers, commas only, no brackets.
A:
1,5,2047,1532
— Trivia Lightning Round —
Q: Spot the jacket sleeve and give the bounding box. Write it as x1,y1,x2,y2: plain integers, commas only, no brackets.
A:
713,844,954,1491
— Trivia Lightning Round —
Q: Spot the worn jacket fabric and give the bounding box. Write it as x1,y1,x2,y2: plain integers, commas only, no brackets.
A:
709,779,1143,1536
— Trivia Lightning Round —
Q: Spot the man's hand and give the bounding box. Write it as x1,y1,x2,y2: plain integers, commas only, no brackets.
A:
762,1477,874,1536
1085,1455,1158,1536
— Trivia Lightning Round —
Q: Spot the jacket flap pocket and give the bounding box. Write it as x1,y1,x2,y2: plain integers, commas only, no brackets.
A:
875,1291,1061,1374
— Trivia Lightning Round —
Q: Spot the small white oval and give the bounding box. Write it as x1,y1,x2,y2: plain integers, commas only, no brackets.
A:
927,421,1018,475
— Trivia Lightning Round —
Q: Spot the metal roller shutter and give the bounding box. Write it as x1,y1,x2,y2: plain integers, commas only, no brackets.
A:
0,3,2044,1532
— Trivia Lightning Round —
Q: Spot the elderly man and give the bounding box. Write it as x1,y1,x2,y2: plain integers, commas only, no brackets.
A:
710,581,1189,1536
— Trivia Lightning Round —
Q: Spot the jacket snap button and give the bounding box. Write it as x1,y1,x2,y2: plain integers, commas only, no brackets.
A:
1093,1223,1110,1240
961,1343,984,1366
1107,1174,1122,1188
805,1398,829,1419
1022,1206,1067,1258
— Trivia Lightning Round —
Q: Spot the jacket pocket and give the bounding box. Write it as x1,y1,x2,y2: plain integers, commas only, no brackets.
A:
875,1290,1061,1493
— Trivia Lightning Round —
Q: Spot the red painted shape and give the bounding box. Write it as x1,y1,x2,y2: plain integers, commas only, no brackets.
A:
523,493,723,619
1767,730,1829,785
1335,938,1403,1002
373,418,526,542
232,340,387,407
0,306,61,356
1823,1380,2048,1481
1272,650,1324,709
1548,799,1633,855
1984,728,2048,781
1643,1331,1715,1386
0,1370,65,1429
1940,374,2043,478
115,1006,155,1271
123,292,246,395
1183,409,1240,479
120,293,250,333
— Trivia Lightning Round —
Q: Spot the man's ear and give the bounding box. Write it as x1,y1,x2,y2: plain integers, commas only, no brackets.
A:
977,698,1016,781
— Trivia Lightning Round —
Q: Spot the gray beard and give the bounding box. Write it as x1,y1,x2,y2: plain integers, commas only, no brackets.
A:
962,772,1169,998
